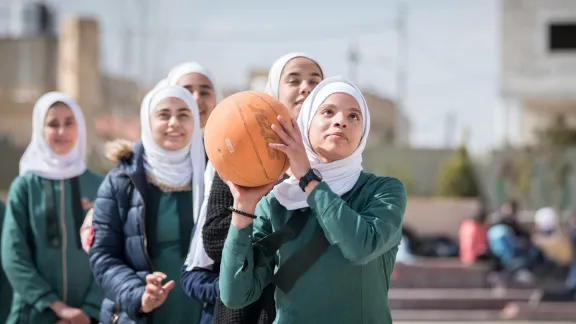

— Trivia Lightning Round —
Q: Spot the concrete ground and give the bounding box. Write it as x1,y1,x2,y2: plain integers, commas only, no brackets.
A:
396,322,576,324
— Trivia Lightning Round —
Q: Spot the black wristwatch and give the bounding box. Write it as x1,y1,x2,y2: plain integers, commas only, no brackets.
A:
299,168,323,192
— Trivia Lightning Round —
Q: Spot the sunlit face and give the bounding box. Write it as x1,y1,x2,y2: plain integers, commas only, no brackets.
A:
308,93,363,163
277,57,323,118
149,97,194,151
176,73,216,128
43,102,78,154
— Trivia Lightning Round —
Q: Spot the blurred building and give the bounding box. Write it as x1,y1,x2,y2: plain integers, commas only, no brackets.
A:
0,3,140,190
501,0,576,145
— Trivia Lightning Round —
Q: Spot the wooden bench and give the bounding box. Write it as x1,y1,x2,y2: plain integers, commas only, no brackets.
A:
392,258,491,289
392,258,566,290
501,302,576,321
389,288,532,310
392,309,502,321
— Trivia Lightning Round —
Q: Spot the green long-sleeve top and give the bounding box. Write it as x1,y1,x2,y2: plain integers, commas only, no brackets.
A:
0,199,12,324
1,171,104,324
147,183,202,324
219,173,406,324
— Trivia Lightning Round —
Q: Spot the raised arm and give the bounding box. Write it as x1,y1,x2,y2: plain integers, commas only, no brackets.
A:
306,177,406,265
218,197,275,309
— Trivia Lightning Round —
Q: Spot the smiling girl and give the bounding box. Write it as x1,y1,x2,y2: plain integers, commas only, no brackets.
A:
88,85,205,324
2,92,104,324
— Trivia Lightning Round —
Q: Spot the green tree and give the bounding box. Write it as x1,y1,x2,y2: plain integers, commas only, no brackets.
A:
499,151,533,207
437,145,480,197
533,115,576,214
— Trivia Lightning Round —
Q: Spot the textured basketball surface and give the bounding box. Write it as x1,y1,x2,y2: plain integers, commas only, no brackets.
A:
204,91,291,187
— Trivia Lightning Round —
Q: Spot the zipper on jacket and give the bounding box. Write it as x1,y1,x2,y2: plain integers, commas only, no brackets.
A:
120,171,154,271
111,305,120,324
59,179,69,302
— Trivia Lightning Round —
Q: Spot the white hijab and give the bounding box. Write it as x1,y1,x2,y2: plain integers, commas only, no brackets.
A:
163,62,222,270
19,91,87,180
273,76,371,210
185,161,216,271
534,207,559,232
264,52,323,98
166,61,223,102
141,85,205,223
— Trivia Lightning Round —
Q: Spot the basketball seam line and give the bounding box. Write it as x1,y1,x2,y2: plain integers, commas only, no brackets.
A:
221,150,255,186
236,93,271,182
251,92,289,177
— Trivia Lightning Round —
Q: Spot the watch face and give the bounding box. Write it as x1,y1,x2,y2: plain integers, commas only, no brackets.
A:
312,168,322,180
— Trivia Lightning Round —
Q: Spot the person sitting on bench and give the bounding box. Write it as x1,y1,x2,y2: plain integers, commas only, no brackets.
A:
487,201,543,283
459,207,490,265
531,212,576,303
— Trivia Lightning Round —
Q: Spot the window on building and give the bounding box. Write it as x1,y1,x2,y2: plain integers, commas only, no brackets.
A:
548,23,576,51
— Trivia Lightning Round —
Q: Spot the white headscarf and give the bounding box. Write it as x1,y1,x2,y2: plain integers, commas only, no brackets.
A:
19,91,87,180
164,62,222,270
184,161,216,271
264,52,323,98
534,207,559,232
141,85,205,223
273,76,371,210
166,61,223,102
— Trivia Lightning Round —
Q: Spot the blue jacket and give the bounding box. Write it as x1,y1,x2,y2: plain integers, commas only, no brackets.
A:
180,225,219,324
89,141,157,324
565,228,576,289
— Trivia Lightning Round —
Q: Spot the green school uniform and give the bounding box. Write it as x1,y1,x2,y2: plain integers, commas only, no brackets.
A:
147,184,202,324
1,170,104,324
0,199,12,324
220,173,406,324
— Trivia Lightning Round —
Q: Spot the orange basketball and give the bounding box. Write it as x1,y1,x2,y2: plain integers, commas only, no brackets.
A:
204,91,291,187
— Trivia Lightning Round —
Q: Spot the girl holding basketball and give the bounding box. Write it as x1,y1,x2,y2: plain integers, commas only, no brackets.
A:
2,92,104,324
183,53,324,324
219,76,406,324
89,85,206,324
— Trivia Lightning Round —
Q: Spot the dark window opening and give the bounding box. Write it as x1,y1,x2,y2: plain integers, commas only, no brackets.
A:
548,23,576,51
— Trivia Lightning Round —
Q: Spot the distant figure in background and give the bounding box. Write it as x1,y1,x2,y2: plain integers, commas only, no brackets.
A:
532,207,573,268
459,207,489,265
401,225,459,258
0,199,11,324
498,200,531,242
487,200,542,283
531,212,576,303
2,92,104,324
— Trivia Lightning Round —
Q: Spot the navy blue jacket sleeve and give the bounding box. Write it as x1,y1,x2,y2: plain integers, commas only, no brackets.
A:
180,265,219,304
88,172,146,321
